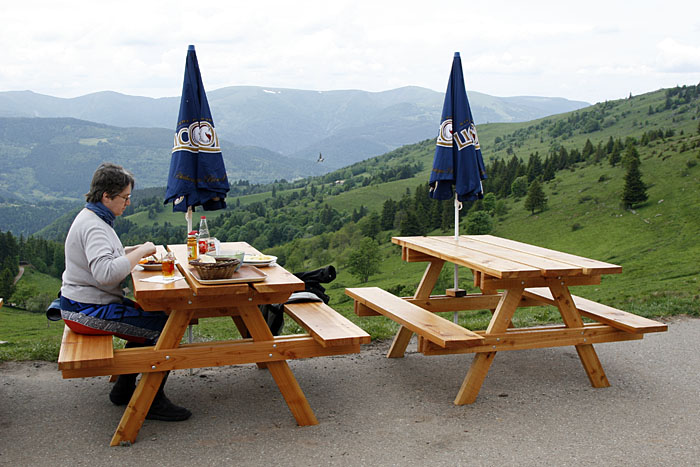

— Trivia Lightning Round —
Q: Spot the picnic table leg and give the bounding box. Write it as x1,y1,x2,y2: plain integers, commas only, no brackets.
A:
230,315,268,369
454,287,523,405
548,282,610,388
109,308,193,446
231,315,250,338
388,259,445,358
110,371,166,446
387,326,414,358
238,305,318,426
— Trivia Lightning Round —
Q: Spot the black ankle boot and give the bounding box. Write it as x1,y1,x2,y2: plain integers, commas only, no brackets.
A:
109,373,137,406
108,341,146,406
146,372,192,422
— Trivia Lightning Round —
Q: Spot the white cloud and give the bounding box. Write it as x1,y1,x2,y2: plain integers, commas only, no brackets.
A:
0,0,699,102
656,38,700,73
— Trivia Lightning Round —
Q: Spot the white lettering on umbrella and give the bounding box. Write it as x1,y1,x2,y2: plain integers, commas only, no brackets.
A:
436,119,480,151
454,123,480,151
172,121,220,153
436,118,453,147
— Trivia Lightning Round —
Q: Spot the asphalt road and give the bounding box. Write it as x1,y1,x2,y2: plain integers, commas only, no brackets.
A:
1,317,698,466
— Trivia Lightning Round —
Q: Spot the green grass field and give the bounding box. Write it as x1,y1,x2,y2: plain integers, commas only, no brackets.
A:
0,306,64,361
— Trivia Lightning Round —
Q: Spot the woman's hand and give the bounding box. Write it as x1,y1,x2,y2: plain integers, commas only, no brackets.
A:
125,242,158,269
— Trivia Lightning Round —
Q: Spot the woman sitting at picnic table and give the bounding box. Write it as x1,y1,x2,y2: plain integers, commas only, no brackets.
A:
60,162,191,422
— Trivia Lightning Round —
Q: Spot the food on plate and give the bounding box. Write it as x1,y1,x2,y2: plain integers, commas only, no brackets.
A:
139,258,161,265
244,254,274,262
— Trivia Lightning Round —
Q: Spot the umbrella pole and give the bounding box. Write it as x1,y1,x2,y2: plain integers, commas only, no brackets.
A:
185,205,194,375
186,206,193,233
450,197,465,323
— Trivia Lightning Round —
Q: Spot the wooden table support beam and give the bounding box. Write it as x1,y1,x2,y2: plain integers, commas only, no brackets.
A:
548,282,610,388
454,287,524,405
110,308,194,446
238,304,318,426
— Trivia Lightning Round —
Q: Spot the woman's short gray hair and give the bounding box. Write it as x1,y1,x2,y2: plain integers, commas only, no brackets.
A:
85,162,135,203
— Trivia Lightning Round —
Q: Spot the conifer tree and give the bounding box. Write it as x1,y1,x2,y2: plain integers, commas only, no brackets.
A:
606,136,615,154
594,142,605,164
526,152,543,182
399,210,424,236
524,179,547,214
622,158,648,208
511,176,528,198
609,139,623,166
621,144,641,170
0,268,15,300
441,200,453,231
380,199,397,230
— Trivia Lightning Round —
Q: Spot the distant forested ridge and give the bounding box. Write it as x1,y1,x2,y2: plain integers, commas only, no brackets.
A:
0,86,590,169
0,117,326,203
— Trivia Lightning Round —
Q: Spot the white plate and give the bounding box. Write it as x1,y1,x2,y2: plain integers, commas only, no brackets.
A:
139,263,163,271
243,254,277,266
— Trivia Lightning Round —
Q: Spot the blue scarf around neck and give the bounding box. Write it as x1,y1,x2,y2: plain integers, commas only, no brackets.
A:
86,202,116,227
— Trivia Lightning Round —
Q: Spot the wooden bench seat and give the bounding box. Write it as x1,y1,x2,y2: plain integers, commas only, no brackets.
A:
58,325,114,371
345,287,484,348
523,287,668,334
284,301,371,348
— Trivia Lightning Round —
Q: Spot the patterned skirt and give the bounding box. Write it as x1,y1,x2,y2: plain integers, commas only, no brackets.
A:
60,296,168,345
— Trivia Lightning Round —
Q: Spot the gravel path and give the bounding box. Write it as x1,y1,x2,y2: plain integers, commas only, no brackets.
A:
1,317,697,466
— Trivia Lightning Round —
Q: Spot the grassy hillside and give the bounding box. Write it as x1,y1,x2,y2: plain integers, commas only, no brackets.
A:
282,86,700,326
127,85,699,311
0,266,64,361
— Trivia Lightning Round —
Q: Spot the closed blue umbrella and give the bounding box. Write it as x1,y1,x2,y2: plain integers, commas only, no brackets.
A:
429,52,487,320
429,52,486,203
165,45,230,231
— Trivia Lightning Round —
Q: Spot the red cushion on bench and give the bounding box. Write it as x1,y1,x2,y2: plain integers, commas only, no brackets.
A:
64,320,113,335
63,320,147,343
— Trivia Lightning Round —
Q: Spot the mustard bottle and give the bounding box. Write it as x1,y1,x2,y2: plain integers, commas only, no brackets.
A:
187,231,198,262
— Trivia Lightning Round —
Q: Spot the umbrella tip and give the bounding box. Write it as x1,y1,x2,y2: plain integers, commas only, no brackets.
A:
188,44,195,51
454,52,460,58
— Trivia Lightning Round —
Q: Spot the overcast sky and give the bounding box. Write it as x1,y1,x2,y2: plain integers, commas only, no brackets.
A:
2,0,699,104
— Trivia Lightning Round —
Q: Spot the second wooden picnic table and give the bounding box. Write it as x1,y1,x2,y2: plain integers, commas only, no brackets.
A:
346,235,667,405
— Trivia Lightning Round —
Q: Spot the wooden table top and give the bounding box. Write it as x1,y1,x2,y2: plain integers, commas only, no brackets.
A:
392,235,622,279
132,242,304,311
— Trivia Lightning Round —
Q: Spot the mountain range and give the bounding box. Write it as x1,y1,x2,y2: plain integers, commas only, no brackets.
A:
0,86,589,169
0,117,327,202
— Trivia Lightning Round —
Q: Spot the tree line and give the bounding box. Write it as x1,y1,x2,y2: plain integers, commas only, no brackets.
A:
0,230,64,309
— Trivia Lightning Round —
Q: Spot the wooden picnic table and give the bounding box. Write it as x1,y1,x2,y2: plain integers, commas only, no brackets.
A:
58,242,369,446
346,235,667,405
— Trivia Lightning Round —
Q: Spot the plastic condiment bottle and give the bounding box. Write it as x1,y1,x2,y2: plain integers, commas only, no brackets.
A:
187,231,198,262
198,216,210,254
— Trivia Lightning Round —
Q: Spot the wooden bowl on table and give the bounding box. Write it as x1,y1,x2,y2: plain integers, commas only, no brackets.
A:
189,257,241,280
